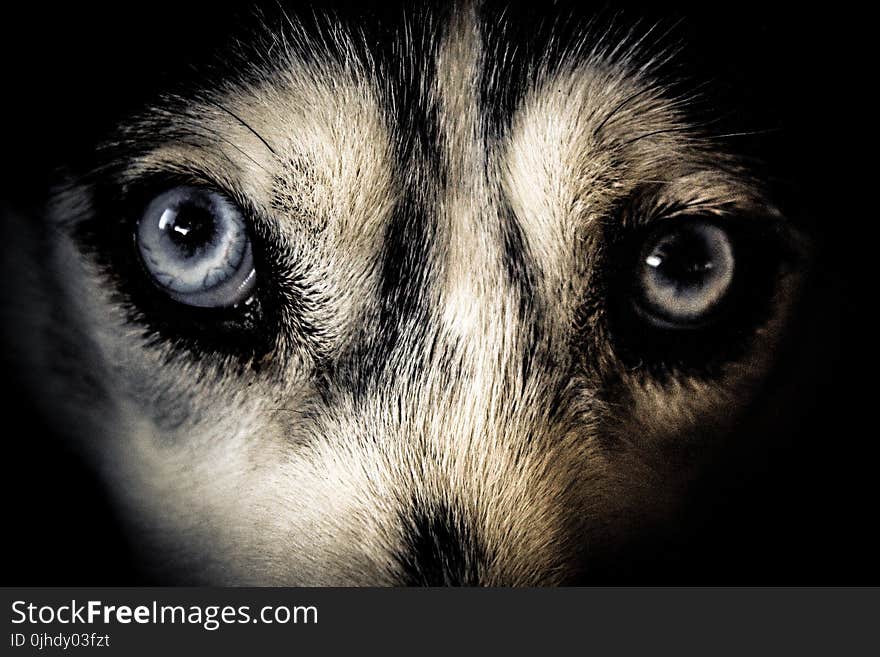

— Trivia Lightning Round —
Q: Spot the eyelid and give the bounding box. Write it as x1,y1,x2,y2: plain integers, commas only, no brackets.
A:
621,171,776,228
119,170,222,210
117,168,270,235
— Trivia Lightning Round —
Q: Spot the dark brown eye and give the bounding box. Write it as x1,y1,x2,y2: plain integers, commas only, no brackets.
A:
634,219,735,328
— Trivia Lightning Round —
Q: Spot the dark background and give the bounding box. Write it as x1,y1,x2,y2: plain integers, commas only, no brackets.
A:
0,1,866,583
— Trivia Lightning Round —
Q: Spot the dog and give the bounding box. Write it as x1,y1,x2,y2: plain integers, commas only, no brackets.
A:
0,0,810,585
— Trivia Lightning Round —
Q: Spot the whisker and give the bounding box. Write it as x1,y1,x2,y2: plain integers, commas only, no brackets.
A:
705,128,781,139
188,125,274,176
621,124,695,146
205,98,278,156
621,125,779,147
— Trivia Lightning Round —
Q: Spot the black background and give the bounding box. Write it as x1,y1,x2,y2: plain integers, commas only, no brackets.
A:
0,1,867,584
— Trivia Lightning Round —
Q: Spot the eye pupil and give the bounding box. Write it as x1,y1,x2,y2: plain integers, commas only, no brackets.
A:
647,229,721,285
159,205,217,256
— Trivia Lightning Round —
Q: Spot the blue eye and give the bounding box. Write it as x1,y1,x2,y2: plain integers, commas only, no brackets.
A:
136,187,256,308
637,220,735,326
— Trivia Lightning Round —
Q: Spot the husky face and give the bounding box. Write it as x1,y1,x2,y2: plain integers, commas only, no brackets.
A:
8,2,806,584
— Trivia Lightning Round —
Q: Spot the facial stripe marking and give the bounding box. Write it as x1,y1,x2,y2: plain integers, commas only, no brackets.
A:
396,502,486,586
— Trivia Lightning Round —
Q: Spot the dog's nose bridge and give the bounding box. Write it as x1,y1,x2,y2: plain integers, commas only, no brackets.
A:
366,357,577,586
